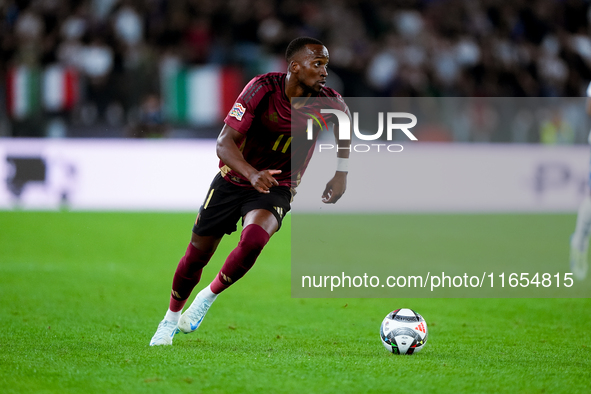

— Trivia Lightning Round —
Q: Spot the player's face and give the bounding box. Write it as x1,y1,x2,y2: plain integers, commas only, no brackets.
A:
295,44,329,93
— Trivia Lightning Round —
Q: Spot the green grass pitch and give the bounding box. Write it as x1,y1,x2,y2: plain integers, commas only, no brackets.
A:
0,211,590,393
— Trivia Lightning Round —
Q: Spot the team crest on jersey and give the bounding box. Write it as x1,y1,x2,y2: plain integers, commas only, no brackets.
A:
229,103,246,121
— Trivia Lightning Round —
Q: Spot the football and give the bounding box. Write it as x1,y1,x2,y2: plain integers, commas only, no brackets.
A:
380,308,428,355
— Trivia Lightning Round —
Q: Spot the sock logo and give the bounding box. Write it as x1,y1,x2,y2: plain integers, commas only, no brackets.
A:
220,272,234,284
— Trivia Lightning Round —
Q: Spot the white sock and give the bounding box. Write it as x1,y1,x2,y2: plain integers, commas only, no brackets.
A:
164,309,181,323
573,195,591,248
197,284,218,303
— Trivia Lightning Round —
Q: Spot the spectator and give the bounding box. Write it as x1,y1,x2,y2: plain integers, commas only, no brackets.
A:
2,0,591,139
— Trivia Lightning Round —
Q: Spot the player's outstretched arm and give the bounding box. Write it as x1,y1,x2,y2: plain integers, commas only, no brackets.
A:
322,123,349,204
216,124,281,193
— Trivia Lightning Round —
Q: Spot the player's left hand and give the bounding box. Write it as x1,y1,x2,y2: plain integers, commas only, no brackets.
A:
322,171,347,204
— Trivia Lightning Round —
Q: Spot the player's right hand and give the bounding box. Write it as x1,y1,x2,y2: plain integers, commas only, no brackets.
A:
249,170,281,193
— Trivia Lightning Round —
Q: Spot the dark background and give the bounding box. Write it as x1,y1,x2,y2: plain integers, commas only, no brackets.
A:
2,0,591,141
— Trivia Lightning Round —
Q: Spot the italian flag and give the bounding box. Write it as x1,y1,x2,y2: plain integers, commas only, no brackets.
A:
42,65,79,112
5,66,41,119
162,65,242,125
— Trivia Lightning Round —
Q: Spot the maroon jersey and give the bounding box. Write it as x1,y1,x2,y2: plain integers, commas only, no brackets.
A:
222,72,349,189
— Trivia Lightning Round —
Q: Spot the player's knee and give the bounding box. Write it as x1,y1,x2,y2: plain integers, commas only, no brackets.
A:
239,224,270,254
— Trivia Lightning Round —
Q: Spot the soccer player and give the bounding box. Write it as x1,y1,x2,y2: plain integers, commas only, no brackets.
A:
569,81,591,280
150,37,350,346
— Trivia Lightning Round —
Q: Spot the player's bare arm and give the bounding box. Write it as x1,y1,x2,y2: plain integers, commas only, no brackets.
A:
216,124,281,194
322,123,349,204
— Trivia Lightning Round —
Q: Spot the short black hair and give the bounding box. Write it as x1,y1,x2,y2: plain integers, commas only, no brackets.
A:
285,37,324,63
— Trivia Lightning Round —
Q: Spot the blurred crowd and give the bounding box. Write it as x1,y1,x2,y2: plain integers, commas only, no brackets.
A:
1,0,591,140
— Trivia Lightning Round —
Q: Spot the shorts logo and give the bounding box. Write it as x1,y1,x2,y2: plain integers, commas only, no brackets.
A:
274,206,284,218
229,103,246,121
